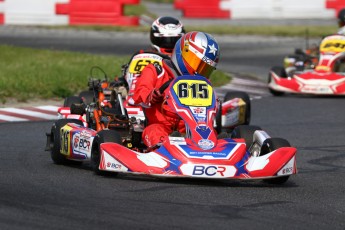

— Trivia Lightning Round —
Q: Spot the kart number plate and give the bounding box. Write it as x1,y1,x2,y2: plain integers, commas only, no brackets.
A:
173,79,213,106
320,37,345,53
301,86,332,94
128,54,163,74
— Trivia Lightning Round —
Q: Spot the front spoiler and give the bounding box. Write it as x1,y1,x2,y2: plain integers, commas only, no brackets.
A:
98,142,297,180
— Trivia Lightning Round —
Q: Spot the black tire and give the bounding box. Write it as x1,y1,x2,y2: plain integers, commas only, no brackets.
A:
268,66,286,96
79,90,95,104
261,138,291,184
215,101,222,134
70,103,86,115
231,125,262,150
91,130,122,175
271,66,288,78
224,91,251,125
63,96,83,107
50,119,84,164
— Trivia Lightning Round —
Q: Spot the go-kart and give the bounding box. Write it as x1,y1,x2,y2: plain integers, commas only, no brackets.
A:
269,34,345,96
46,75,297,184
59,51,251,132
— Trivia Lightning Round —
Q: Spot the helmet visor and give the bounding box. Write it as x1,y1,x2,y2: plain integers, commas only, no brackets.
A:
153,35,182,49
182,47,216,78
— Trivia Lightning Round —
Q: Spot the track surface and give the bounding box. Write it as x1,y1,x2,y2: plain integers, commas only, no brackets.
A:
0,27,344,229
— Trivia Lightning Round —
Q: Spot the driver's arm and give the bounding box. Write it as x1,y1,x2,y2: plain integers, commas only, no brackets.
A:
132,64,158,107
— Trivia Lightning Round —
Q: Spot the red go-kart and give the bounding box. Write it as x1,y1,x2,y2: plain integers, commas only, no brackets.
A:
46,75,297,184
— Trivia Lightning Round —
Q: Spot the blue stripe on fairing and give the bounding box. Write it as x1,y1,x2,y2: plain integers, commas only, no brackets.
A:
178,141,240,159
156,146,183,174
235,151,250,176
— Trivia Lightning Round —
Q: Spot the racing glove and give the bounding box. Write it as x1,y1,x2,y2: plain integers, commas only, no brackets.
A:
148,89,164,105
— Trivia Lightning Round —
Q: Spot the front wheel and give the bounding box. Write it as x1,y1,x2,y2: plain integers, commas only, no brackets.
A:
91,130,122,175
261,138,291,184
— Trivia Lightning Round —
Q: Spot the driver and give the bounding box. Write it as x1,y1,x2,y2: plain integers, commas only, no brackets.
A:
132,31,220,148
338,8,345,28
150,16,186,56
124,16,185,108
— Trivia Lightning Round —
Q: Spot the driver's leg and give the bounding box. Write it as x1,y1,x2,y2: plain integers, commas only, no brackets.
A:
142,123,172,148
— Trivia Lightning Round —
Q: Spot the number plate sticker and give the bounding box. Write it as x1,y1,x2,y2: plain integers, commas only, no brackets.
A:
173,79,213,107
320,36,345,53
128,53,163,74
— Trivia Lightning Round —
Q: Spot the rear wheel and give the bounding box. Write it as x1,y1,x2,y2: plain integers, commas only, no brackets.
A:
79,90,95,104
63,96,83,107
215,101,222,134
261,138,291,184
231,125,262,150
224,91,251,125
50,119,84,164
91,130,122,175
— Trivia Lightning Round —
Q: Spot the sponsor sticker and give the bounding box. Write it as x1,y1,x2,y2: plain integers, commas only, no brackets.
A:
180,164,236,178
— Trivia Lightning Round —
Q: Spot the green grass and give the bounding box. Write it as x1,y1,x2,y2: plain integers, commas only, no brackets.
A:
210,70,231,87
0,45,129,103
0,45,229,103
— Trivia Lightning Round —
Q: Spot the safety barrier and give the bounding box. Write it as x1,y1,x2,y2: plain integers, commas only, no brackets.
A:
326,0,345,16
56,0,140,26
220,0,335,19
0,0,68,25
174,0,230,18
0,0,4,24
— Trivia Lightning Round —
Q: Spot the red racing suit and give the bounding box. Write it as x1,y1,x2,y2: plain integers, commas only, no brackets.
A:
132,60,184,147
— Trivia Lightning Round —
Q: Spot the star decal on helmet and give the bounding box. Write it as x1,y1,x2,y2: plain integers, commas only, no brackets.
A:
208,44,218,56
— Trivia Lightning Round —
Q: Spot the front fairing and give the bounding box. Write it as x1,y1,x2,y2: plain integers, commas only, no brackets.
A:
164,75,218,150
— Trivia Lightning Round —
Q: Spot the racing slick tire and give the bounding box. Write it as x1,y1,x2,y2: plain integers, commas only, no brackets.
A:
224,91,251,125
91,130,122,176
268,66,287,96
215,101,222,134
50,119,84,165
63,96,83,107
231,125,262,150
79,90,95,104
260,138,291,184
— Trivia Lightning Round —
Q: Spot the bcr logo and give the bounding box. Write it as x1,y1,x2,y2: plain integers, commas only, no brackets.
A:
192,165,226,176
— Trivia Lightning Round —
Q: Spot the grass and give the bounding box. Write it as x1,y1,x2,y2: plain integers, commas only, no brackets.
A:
0,45,230,103
0,45,129,103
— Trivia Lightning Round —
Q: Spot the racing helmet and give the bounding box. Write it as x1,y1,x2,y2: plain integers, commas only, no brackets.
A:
338,8,345,27
150,16,185,55
171,31,220,79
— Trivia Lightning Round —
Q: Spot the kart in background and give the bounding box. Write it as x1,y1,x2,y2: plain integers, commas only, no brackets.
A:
46,75,297,184
59,51,251,132
268,34,345,96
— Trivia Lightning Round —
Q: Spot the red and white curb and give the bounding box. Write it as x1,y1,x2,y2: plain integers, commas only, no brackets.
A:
0,105,60,122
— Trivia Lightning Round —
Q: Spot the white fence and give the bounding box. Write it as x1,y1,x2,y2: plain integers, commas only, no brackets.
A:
0,0,68,25
221,0,336,19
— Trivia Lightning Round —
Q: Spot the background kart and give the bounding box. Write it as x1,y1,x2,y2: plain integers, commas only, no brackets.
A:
268,34,345,96
60,51,251,132
46,75,297,184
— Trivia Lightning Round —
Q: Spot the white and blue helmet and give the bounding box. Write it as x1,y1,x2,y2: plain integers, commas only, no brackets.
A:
171,31,220,78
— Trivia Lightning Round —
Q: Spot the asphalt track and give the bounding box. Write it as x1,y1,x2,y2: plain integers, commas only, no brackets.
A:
0,27,345,230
